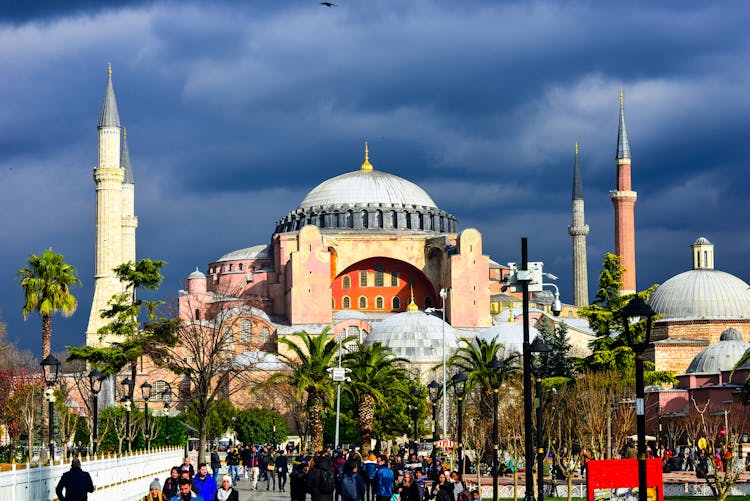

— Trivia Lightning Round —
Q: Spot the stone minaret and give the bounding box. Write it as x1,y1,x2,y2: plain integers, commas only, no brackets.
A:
610,91,637,294
86,65,132,347
691,237,714,270
120,129,137,266
568,142,589,306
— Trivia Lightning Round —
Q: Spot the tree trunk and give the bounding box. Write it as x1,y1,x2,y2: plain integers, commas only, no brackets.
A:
567,475,573,501
308,392,325,452
358,393,375,452
42,315,52,359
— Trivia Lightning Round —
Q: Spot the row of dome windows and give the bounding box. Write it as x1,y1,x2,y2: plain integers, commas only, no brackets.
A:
334,295,434,310
343,267,399,288
277,209,457,233
209,261,271,275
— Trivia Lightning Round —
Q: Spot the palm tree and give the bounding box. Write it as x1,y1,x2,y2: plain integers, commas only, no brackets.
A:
18,248,81,358
447,338,519,421
271,327,339,452
343,342,409,451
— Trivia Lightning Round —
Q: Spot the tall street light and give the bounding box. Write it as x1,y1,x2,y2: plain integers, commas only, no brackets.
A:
88,368,104,454
489,356,506,501
427,288,449,437
428,380,441,443
41,354,61,463
620,296,656,501
452,371,468,477
121,378,133,453
141,380,152,451
529,338,550,501
163,387,173,446
328,334,351,450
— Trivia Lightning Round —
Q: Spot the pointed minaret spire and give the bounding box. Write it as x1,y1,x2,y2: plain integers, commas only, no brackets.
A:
98,63,120,128
121,128,134,184
360,141,374,172
611,90,637,294
569,142,590,306
616,89,631,160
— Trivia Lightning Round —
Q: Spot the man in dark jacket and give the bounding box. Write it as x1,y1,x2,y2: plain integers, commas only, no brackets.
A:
290,461,309,501
55,458,95,501
210,449,222,479
276,449,290,492
307,455,336,501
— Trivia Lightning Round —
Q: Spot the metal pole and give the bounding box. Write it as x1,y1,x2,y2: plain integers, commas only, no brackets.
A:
165,409,170,445
536,379,544,501
145,401,150,451
441,293,447,439
493,388,499,501
457,395,464,477
126,407,131,453
334,335,343,449
92,391,99,454
48,398,55,462
432,401,438,442
521,237,535,501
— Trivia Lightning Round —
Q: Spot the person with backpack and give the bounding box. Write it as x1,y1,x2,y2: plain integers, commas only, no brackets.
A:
307,454,336,501
341,461,366,501
373,455,394,501
290,460,309,501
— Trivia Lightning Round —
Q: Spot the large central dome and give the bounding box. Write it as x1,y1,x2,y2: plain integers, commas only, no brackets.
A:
275,144,457,234
298,169,437,210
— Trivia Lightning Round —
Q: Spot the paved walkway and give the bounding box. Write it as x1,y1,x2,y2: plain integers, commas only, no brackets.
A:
233,473,290,501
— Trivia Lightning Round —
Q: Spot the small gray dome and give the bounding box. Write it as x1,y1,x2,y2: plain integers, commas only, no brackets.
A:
475,322,538,356
685,335,749,374
720,327,744,341
694,236,712,245
366,310,459,361
217,244,271,262
648,269,750,322
299,169,437,211
188,267,206,280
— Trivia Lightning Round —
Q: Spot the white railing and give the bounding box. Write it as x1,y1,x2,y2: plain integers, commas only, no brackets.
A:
0,447,183,501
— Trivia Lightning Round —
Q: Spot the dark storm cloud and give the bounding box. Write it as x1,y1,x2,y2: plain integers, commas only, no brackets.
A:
0,0,748,355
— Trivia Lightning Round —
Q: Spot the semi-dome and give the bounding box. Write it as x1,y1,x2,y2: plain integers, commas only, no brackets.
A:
648,269,750,322
275,145,458,234
685,328,750,374
366,309,460,361
216,244,271,262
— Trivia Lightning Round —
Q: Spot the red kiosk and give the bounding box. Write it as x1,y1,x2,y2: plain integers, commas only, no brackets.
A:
587,459,663,501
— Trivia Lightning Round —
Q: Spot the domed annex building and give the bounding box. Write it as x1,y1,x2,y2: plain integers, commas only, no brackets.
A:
178,144,493,380
647,237,750,374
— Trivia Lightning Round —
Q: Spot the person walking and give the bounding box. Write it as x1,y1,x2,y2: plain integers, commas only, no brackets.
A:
396,472,419,501
163,467,181,500
214,475,239,501
193,463,218,501
276,449,290,492
290,460,310,501
144,478,165,501
307,454,336,501
267,448,278,490
171,478,204,501
362,453,378,501
373,455,394,501
210,449,222,480
246,445,261,490
55,458,95,501
341,461,366,501
225,448,240,484
181,456,196,479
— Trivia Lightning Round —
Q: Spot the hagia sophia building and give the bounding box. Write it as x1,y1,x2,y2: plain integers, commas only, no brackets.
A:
85,67,750,413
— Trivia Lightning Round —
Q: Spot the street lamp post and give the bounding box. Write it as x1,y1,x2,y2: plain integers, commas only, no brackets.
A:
489,356,506,501
329,334,351,450
620,296,656,501
535,378,544,501
163,388,172,446
452,371,468,477
121,378,133,453
428,380,441,443
41,354,61,463
141,381,152,450
88,368,104,454
427,288,449,438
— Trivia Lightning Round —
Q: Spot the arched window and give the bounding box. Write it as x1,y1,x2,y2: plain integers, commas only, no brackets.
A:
376,296,384,309
343,276,351,289
704,250,708,265
391,211,398,228
392,296,401,310
259,326,270,344
391,271,399,287
332,297,335,309
346,211,354,228
360,270,368,287
374,265,384,287
348,326,359,337
361,210,369,228
343,296,351,309
151,380,171,401
195,309,201,321
376,210,384,228
359,296,368,309
240,320,252,344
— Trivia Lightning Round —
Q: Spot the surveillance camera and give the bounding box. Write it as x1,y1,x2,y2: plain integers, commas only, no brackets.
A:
551,297,562,317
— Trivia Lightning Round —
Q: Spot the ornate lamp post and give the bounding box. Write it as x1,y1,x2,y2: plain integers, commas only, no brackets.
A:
452,371,468,477
428,380,441,442
88,368,104,454
488,356,506,501
620,296,656,501
141,380,152,450
162,387,172,446
41,354,61,463
121,378,133,452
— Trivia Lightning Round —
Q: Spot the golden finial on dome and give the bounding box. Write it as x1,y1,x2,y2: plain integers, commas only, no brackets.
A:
108,62,112,78
360,141,373,172
407,285,418,312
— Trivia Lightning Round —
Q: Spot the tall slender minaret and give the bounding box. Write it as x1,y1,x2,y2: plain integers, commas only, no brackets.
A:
120,128,138,266
610,90,637,294
568,142,589,306
86,64,133,347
